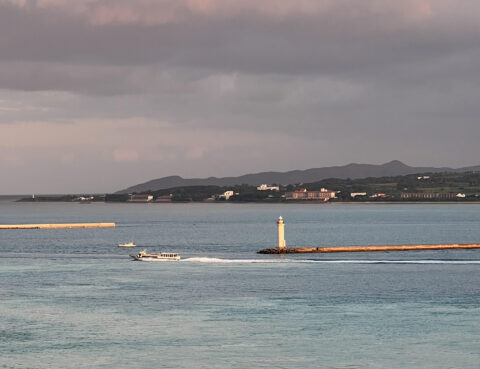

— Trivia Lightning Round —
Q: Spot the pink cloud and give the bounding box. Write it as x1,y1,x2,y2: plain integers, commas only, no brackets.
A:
2,0,437,25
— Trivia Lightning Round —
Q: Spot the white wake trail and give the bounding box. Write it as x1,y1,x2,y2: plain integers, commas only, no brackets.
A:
183,257,287,263
182,257,480,264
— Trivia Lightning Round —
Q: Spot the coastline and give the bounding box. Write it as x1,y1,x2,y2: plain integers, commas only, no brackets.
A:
5,199,480,205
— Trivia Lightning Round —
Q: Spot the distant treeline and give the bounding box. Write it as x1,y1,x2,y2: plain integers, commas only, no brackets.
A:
305,171,480,199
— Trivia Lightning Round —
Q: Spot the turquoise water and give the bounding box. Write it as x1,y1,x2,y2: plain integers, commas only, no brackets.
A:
1,202,479,368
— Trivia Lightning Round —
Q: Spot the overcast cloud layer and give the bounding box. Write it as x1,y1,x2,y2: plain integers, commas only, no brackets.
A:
1,0,480,193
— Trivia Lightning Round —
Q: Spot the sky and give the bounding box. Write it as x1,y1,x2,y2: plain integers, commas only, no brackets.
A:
1,0,480,194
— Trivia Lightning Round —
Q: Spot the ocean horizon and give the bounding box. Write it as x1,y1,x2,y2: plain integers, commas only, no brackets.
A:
1,202,479,368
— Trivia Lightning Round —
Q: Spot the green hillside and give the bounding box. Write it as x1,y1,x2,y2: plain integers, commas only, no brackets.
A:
304,171,480,200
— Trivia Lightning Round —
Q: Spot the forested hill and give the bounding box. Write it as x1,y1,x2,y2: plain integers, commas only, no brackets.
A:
302,171,480,198
117,160,480,193
123,171,480,202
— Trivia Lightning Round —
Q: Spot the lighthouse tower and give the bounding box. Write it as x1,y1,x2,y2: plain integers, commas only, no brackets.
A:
277,216,286,249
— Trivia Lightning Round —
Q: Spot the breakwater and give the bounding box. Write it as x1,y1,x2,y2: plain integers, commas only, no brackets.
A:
258,243,480,254
0,223,115,229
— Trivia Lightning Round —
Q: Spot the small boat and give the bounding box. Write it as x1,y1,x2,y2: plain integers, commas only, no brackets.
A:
118,242,136,247
130,250,180,261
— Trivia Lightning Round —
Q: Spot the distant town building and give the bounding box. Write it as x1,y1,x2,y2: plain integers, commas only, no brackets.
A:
400,193,458,200
285,188,336,202
129,194,153,202
456,193,466,198
370,193,388,198
218,191,234,200
350,192,367,198
75,196,94,202
257,184,280,191
417,176,430,180
154,194,172,202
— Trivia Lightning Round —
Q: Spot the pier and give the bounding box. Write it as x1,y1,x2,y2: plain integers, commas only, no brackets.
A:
258,244,480,254
0,223,116,229
258,217,480,254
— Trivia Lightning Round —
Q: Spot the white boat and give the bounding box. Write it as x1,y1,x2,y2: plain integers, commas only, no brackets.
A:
130,250,180,261
118,242,136,247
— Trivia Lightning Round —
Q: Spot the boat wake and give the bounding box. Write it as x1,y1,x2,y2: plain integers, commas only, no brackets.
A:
182,257,480,264
310,260,480,264
183,257,284,263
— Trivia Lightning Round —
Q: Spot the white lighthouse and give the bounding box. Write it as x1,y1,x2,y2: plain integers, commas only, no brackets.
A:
277,216,286,249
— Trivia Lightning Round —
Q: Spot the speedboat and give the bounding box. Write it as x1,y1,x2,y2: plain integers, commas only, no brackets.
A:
118,242,136,247
130,250,180,261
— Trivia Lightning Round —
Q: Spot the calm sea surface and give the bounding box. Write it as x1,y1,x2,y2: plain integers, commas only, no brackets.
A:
1,201,479,368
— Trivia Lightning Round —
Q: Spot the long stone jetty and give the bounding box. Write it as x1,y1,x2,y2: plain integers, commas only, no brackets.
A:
258,243,480,254
260,217,480,254
0,223,115,229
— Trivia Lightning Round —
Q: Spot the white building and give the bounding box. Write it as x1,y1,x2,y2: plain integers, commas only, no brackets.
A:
370,193,387,198
350,192,367,198
219,191,234,200
257,184,280,191
286,188,337,201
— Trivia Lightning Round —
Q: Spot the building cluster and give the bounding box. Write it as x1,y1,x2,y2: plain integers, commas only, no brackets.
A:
128,194,153,202
285,188,337,202
350,192,388,199
400,192,466,200
369,193,388,198
74,196,94,202
122,185,469,203
155,195,173,202
257,184,280,191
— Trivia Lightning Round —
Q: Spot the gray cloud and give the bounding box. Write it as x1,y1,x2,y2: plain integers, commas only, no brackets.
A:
2,1,479,73
1,0,480,193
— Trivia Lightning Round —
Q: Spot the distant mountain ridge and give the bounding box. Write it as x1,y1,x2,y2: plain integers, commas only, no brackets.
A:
117,160,480,193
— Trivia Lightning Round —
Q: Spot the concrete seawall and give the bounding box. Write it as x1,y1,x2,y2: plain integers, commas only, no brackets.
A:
0,223,116,229
258,243,480,254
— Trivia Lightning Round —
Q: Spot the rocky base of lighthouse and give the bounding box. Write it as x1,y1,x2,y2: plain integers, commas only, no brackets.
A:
258,248,317,254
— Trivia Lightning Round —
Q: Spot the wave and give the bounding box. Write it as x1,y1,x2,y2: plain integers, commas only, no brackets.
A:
182,257,480,264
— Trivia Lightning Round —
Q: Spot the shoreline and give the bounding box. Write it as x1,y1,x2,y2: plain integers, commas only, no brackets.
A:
6,200,480,205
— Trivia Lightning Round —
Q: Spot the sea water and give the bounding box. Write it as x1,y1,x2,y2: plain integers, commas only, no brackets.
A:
0,201,479,368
